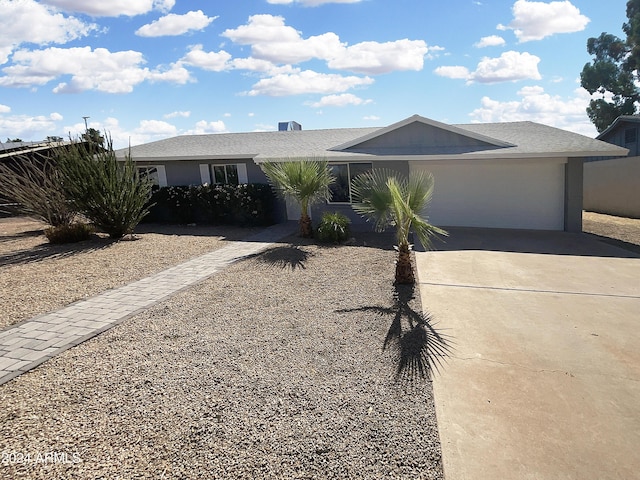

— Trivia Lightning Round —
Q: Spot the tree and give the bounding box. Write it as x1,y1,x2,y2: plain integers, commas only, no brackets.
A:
57,138,154,239
351,169,447,285
82,128,105,152
260,159,334,237
580,0,640,132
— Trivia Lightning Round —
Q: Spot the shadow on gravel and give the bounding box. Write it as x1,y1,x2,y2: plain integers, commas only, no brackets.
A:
337,283,453,385
0,237,116,267
0,228,44,243
134,223,260,241
249,245,315,270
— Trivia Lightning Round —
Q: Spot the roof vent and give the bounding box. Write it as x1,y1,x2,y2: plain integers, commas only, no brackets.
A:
278,121,302,131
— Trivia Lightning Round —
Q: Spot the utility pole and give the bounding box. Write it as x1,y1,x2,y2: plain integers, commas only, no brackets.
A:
82,116,90,132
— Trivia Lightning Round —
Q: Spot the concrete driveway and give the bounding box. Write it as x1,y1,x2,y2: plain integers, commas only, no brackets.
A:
415,228,640,480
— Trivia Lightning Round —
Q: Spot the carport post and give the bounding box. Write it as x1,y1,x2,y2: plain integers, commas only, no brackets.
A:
564,157,584,233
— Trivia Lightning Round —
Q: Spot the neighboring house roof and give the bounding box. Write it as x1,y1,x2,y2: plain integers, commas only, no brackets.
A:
596,115,640,140
116,114,628,162
0,141,68,160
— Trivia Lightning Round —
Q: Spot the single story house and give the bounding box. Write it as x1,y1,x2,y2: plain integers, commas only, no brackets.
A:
584,115,639,218
115,115,628,232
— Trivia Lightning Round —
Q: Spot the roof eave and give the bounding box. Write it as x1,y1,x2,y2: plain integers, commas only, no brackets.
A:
596,115,640,140
117,153,257,162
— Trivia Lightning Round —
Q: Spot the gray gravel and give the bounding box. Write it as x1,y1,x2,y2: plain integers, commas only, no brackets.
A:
0,233,446,479
0,218,258,329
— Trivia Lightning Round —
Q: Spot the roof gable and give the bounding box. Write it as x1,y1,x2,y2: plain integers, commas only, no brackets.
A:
329,114,515,155
596,115,640,141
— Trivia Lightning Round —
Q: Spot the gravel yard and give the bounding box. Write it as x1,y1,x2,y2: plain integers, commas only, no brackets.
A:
0,218,258,330
1,211,637,479
582,210,640,249
0,218,446,479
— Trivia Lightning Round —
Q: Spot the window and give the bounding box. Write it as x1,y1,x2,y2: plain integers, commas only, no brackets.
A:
211,164,239,185
328,163,372,203
200,163,248,185
625,128,637,144
137,165,167,187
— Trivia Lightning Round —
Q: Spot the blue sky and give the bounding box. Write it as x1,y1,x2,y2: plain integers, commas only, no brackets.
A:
0,0,630,148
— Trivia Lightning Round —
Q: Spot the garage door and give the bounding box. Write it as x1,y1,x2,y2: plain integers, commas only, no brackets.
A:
410,160,565,230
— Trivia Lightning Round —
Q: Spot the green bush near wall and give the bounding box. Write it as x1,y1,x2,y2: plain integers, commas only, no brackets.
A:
143,183,276,226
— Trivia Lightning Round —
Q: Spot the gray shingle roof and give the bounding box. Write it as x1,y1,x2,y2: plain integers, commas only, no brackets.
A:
115,116,628,162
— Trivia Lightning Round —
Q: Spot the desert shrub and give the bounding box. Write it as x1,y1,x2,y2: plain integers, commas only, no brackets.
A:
145,183,275,226
0,151,75,227
316,211,351,243
44,222,94,244
57,139,154,239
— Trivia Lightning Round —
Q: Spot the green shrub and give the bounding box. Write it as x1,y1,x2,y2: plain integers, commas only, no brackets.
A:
44,222,94,244
57,139,154,239
144,183,275,226
316,211,351,243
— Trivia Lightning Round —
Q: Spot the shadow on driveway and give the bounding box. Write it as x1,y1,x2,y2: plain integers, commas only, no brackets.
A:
424,227,640,259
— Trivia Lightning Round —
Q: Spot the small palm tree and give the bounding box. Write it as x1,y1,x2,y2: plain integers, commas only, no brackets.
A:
351,168,447,284
260,158,334,237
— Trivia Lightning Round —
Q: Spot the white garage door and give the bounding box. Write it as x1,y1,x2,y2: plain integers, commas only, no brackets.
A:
410,160,565,230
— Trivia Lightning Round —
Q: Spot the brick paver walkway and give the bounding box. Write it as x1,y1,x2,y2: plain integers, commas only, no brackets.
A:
0,223,295,386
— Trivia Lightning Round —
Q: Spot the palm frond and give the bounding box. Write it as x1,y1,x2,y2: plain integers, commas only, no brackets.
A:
260,158,334,214
351,168,398,232
351,167,447,248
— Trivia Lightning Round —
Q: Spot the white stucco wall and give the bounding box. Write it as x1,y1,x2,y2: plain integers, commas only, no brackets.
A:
410,159,566,230
584,156,640,218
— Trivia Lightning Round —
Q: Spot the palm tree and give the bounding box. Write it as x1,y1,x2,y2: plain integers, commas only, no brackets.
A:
260,158,334,237
351,168,447,284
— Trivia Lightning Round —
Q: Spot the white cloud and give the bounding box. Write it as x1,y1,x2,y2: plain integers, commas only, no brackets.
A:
328,39,431,74
0,0,97,64
363,115,380,121
184,120,228,135
434,65,470,80
62,116,180,148
223,14,435,75
40,0,175,17
223,15,344,65
435,51,541,84
0,111,64,140
0,47,191,93
136,119,178,136
472,51,540,83
266,0,363,5
498,0,590,42
469,85,597,136
308,93,372,107
147,62,192,84
164,111,191,119
246,70,374,96
180,45,232,71
474,35,506,48
136,11,216,37
229,57,296,75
